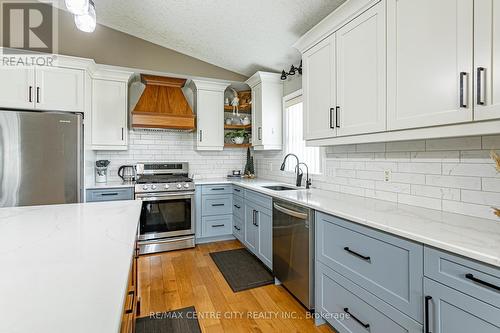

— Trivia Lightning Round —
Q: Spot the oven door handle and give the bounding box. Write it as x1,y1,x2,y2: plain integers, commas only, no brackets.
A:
135,193,194,201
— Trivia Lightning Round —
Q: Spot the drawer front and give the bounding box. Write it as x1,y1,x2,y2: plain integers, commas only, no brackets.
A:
202,194,232,216
424,246,500,309
424,278,500,333
233,216,244,241
202,184,232,195
317,262,422,333
202,215,233,237
245,190,272,211
86,187,134,202
233,186,244,198
233,195,245,220
316,212,423,322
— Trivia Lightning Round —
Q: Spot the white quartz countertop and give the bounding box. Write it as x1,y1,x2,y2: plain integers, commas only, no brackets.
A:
196,178,500,268
0,201,141,333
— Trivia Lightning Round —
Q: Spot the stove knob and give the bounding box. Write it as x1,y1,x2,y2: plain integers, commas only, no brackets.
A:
184,183,190,188
151,184,157,190
164,184,170,189
142,185,149,190
176,183,182,189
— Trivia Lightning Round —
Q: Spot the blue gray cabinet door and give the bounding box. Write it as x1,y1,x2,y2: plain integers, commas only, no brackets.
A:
424,278,500,333
244,202,259,254
257,210,272,269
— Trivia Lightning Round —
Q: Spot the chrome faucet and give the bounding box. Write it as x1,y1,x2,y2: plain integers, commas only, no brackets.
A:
280,153,312,189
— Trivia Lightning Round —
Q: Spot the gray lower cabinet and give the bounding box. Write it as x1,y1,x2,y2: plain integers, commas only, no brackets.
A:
244,201,259,253
86,187,134,202
424,246,500,309
317,261,422,333
233,216,244,242
242,189,273,270
424,278,500,333
316,212,423,322
198,185,233,239
202,215,233,237
257,209,272,269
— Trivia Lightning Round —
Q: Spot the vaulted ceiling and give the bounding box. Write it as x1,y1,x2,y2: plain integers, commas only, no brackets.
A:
56,0,346,76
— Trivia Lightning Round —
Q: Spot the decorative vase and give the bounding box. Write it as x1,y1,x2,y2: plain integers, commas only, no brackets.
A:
231,137,245,145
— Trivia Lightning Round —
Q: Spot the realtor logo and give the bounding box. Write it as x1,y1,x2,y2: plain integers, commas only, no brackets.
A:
1,1,57,54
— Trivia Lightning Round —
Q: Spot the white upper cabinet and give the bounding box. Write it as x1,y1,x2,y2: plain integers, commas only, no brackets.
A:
35,67,84,112
336,1,386,136
251,83,264,146
246,72,283,150
0,66,84,112
91,73,131,150
192,80,229,151
0,67,35,109
474,0,500,121
386,0,474,130
303,36,336,140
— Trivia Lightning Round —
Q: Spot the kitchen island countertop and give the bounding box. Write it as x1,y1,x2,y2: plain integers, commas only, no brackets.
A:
0,200,141,333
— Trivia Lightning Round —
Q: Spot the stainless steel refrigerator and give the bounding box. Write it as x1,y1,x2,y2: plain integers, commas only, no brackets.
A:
0,110,83,207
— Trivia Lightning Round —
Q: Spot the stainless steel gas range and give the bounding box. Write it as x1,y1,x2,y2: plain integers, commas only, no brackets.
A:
135,162,195,255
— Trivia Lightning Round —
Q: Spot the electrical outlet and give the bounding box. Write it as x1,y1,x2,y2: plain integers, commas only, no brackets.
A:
268,162,273,171
384,170,391,182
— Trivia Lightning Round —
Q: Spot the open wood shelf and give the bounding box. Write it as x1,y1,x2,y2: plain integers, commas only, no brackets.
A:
224,124,252,130
224,104,252,113
224,143,252,148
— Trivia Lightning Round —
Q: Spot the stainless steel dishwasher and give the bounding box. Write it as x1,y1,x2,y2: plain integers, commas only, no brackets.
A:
273,199,314,310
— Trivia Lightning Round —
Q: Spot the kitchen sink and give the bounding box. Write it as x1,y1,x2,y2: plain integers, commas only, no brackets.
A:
262,185,300,191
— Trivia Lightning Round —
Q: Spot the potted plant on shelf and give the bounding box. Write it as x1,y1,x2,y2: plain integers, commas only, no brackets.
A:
225,129,248,145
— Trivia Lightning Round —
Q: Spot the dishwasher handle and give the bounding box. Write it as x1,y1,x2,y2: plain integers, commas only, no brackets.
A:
273,203,308,220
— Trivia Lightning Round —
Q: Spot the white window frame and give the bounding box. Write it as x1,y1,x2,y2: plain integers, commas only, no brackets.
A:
282,89,324,175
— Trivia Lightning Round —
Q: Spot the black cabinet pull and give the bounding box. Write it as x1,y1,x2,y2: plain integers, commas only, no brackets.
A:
234,204,241,209
211,187,225,191
253,210,258,227
212,224,225,228
258,127,262,140
425,296,432,333
344,247,371,261
29,86,33,102
329,108,335,129
36,87,40,103
101,192,119,196
460,72,467,108
344,308,369,329
477,67,486,105
199,130,203,142
234,225,241,231
211,203,225,207
335,106,340,128
234,188,241,192
465,273,500,291
121,127,124,140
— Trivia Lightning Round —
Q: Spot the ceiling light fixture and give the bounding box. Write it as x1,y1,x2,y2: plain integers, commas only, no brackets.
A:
65,0,89,15
281,60,302,80
74,0,96,33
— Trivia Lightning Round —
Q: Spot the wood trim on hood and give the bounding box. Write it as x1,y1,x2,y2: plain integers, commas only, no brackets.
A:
132,74,196,130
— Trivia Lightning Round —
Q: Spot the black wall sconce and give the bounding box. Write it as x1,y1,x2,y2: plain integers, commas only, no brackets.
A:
281,60,302,80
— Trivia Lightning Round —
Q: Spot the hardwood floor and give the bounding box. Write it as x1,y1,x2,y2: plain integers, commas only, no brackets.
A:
137,240,334,333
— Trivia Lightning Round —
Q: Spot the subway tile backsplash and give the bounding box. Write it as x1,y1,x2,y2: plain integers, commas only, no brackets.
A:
95,130,247,182
254,135,500,221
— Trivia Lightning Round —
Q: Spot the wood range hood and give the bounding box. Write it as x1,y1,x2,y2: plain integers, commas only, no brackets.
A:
132,74,195,130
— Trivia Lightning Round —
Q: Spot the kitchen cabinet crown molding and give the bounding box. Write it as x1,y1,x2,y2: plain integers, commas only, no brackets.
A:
190,79,231,92
245,71,282,88
293,0,379,53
